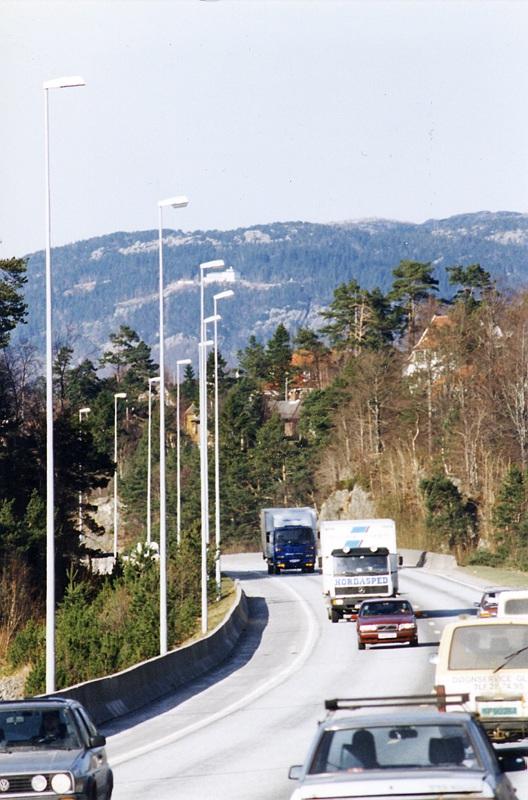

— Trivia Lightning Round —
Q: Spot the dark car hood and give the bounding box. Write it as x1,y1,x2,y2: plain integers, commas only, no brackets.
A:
0,748,82,772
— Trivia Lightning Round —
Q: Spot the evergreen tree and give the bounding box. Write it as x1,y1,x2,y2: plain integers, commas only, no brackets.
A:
492,465,528,560
180,363,198,405
447,263,495,310
0,257,28,349
420,474,478,557
238,335,268,381
266,324,294,393
389,260,439,347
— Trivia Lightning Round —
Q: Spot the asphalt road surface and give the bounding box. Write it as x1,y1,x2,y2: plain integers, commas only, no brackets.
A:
104,553,528,799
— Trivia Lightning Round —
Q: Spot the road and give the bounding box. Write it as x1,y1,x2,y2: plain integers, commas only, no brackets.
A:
104,553,527,799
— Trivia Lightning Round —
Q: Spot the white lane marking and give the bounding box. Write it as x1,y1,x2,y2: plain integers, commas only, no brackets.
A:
109,578,320,767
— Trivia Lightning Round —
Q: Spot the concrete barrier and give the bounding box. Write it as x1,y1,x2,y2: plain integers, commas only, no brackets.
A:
52,584,248,726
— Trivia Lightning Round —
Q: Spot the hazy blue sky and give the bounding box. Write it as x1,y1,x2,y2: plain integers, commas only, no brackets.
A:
2,0,528,259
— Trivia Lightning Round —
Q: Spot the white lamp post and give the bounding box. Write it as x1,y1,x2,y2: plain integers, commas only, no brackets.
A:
147,376,160,545
198,260,225,635
113,392,127,559
176,358,192,545
78,407,91,534
158,195,189,655
43,74,85,694
198,336,214,633
212,289,234,595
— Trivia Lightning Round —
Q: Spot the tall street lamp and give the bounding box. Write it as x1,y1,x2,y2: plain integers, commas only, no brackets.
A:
198,260,225,635
147,376,160,545
198,336,214,634
212,289,234,595
43,74,85,694
78,407,91,534
176,358,192,545
158,195,189,656
113,392,127,559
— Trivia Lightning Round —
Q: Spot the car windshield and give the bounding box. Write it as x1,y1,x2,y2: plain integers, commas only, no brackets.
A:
360,601,412,617
309,724,479,774
332,554,387,575
0,708,81,751
275,527,313,545
449,624,528,670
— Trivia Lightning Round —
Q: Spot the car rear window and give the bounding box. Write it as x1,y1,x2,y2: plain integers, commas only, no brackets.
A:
309,724,479,774
449,624,528,670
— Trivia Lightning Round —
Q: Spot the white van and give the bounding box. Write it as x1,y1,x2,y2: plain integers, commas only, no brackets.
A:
434,617,528,741
496,590,528,617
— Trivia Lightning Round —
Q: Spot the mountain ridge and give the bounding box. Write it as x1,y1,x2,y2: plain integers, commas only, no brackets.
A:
14,210,528,366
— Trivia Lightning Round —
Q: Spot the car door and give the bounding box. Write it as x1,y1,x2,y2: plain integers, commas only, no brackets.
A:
73,707,107,798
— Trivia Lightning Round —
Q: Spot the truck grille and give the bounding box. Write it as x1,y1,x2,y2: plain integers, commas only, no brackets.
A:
336,586,390,597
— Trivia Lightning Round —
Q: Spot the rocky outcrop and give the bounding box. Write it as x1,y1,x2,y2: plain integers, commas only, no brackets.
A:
319,485,376,520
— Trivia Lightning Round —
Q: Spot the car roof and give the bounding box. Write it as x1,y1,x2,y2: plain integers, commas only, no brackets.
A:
321,707,475,729
482,586,513,594
0,698,79,710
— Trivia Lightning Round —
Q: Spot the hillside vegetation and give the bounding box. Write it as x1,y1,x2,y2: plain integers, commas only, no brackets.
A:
1,228,528,691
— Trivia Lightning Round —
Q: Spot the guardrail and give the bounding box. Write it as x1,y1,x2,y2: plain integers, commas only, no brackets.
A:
51,583,248,725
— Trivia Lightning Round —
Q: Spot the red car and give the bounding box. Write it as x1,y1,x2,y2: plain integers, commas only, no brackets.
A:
356,598,418,649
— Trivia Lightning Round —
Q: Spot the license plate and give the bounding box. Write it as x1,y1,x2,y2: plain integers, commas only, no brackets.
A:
479,703,520,717
378,632,397,639
289,559,300,563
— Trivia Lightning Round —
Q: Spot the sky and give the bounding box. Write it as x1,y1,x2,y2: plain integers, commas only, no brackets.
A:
2,0,528,259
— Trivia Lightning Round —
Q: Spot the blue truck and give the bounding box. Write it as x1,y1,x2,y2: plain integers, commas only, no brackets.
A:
261,507,317,574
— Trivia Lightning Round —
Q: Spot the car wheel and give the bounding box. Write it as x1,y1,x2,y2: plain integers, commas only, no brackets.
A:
103,775,113,800
358,640,366,650
410,637,419,647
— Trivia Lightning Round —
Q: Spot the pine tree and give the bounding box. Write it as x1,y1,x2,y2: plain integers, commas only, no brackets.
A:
389,260,439,347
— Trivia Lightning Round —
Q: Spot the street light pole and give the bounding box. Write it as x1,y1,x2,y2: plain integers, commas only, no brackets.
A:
198,260,225,635
212,290,234,596
113,392,127,559
176,358,192,545
43,74,85,695
78,407,91,534
147,376,160,545
158,196,189,655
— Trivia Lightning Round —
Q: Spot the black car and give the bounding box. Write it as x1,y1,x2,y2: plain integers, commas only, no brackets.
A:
0,697,113,799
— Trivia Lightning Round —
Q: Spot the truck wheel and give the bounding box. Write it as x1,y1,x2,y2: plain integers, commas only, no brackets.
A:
267,563,273,575
274,565,281,574
358,640,366,650
330,608,340,623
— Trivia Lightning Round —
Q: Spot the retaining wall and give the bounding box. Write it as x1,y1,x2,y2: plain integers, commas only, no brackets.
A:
52,584,248,726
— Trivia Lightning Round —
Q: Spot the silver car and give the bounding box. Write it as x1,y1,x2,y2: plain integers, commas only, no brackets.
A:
288,696,527,799
0,698,113,799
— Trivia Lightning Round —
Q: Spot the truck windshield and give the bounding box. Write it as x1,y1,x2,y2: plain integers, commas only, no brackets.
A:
275,527,313,545
449,624,528,670
333,554,388,575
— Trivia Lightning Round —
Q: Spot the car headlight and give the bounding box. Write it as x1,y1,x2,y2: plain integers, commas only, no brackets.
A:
359,624,377,631
31,775,48,792
51,773,72,793
399,622,416,630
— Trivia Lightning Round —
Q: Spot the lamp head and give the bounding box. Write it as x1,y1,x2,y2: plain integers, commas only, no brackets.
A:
43,76,86,90
114,392,127,399
79,407,91,414
158,195,189,209
214,290,234,301
200,259,224,271
177,358,192,366
204,314,221,324
149,376,161,384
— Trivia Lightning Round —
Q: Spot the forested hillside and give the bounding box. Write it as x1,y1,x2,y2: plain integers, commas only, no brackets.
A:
16,211,528,366
3,225,528,693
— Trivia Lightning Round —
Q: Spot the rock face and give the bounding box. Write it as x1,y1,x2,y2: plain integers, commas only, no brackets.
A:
319,486,376,520
0,670,28,700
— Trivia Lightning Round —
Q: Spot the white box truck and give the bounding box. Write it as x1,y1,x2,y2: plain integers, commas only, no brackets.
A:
320,518,400,622
261,507,317,574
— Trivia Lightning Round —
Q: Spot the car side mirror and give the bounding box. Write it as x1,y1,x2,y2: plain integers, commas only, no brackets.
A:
288,765,302,780
89,734,106,748
497,753,527,772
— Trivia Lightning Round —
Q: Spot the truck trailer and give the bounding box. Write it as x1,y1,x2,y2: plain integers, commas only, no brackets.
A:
261,507,317,574
320,518,400,622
